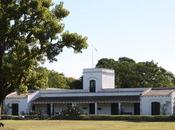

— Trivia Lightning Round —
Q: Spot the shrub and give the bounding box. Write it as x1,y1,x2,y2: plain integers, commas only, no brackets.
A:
59,104,82,119
79,115,175,122
2,114,175,121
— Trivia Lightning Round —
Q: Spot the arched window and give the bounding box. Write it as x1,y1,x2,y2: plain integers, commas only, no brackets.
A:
89,80,96,92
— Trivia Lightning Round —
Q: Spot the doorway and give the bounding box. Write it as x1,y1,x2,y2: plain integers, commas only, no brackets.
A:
111,103,119,115
12,103,19,115
47,104,51,116
89,103,95,114
151,102,160,115
134,103,140,115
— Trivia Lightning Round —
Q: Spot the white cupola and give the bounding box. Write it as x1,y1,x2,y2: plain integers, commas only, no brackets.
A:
83,68,115,92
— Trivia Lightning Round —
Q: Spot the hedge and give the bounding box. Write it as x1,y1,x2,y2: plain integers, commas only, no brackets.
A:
2,114,175,121
78,115,175,121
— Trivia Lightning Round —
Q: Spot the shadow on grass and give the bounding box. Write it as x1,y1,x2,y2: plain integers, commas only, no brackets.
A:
0,127,16,130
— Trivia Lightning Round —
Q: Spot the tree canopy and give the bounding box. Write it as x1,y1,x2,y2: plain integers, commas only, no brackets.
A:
24,67,81,90
96,57,175,88
0,0,88,104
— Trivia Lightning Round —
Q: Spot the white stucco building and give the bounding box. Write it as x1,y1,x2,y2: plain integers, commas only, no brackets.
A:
4,68,175,116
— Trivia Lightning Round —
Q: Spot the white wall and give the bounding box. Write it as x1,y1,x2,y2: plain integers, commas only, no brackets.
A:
140,95,172,115
97,103,111,114
121,103,134,114
54,104,66,114
4,97,29,115
102,74,115,89
79,104,89,114
79,103,134,115
83,68,115,92
83,69,102,92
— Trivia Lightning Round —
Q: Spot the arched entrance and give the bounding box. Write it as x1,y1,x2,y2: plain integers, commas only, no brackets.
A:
151,102,160,115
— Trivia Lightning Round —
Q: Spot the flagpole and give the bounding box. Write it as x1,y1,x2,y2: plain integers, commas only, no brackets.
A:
91,44,97,68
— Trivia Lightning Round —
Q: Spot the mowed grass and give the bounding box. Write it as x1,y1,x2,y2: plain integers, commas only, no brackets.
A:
1,120,175,130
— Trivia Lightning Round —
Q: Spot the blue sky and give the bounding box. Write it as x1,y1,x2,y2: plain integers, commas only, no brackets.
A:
44,0,175,78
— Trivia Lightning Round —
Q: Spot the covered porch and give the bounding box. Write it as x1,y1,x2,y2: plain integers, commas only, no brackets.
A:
31,96,140,116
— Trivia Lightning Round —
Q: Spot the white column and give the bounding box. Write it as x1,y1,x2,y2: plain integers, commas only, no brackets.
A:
95,103,98,115
171,99,174,115
118,102,121,114
50,104,53,116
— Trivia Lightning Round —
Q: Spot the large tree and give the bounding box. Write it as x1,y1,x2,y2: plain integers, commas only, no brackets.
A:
48,70,68,89
0,0,88,111
96,57,175,88
24,66,82,90
25,67,49,90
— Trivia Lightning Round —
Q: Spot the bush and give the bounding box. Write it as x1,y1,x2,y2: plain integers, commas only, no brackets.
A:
59,104,82,119
2,114,175,121
79,115,175,121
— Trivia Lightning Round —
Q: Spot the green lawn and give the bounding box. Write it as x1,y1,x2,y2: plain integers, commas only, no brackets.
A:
1,120,175,130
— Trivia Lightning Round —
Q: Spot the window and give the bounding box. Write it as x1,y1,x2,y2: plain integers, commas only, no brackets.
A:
89,80,96,92
98,107,102,110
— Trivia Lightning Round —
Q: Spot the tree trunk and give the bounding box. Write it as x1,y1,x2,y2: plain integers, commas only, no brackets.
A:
0,43,4,73
0,54,2,117
0,43,5,119
0,105,1,120
0,85,6,120
0,101,3,120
